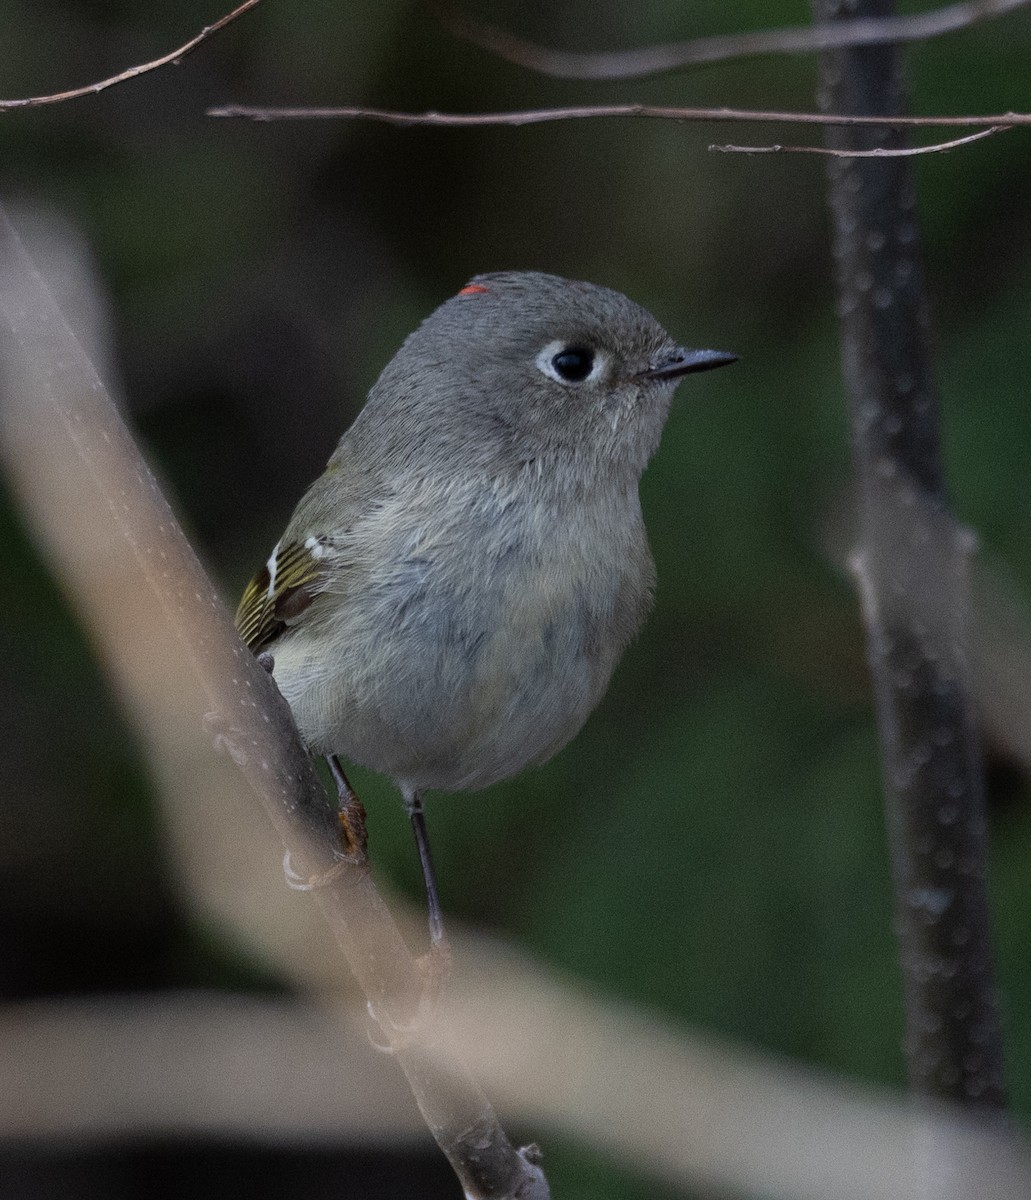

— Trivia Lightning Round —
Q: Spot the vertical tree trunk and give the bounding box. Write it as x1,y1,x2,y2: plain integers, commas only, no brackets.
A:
812,0,1006,1108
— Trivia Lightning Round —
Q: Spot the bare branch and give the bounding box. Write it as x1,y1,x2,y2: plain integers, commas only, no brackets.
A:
711,125,1008,155
0,207,549,1200
0,0,260,111
207,100,1031,134
429,0,1031,81
5,987,1031,1199
813,0,1006,1111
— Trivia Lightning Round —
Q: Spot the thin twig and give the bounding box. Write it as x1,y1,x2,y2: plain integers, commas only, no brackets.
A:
0,0,260,111
712,125,1007,155
207,101,1031,131
429,0,1031,81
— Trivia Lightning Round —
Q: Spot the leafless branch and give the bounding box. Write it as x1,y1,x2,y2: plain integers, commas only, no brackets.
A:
0,0,260,111
4,983,1031,1200
0,207,549,1200
813,0,1006,1111
207,100,1031,134
429,0,1031,81
711,125,1008,155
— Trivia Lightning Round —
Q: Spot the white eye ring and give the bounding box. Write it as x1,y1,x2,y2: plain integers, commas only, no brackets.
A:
535,340,608,386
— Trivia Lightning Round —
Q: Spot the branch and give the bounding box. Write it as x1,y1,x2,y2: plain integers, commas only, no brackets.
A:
429,0,1031,81
712,125,1008,155
5,984,1031,1199
0,0,260,111
812,0,1007,1111
0,207,549,1200
208,100,1031,131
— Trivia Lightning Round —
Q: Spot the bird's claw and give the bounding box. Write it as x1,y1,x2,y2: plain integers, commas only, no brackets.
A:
281,849,363,891
364,935,454,1054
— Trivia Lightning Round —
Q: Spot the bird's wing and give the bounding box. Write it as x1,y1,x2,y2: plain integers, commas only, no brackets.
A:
234,537,330,652
235,434,389,653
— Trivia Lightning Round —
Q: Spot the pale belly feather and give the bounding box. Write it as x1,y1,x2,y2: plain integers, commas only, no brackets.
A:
272,489,653,793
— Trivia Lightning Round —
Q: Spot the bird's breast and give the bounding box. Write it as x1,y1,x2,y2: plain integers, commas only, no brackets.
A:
274,480,655,792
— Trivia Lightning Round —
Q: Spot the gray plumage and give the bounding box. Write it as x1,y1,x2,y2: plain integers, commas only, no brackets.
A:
239,270,735,798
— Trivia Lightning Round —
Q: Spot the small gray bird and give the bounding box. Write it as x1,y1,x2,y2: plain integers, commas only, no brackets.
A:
236,271,736,941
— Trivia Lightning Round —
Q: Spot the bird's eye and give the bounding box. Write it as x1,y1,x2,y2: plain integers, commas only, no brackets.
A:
535,341,605,386
550,347,594,382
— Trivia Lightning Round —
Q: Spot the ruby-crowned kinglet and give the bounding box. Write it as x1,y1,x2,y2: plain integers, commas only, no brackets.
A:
236,271,736,940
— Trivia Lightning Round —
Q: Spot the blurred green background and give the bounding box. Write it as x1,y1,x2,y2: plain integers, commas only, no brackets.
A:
2,0,1031,1197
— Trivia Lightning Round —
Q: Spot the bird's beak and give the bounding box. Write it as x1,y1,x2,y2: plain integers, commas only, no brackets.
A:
639,347,739,381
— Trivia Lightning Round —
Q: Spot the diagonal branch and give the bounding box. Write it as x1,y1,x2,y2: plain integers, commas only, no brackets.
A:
0,0,260,111
0,206,549,1200
429,0,1031,81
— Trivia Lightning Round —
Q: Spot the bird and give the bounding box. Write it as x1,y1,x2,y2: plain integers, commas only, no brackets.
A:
236,270,736,944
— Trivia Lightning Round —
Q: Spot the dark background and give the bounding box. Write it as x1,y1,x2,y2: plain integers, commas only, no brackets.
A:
2,1,1030,1196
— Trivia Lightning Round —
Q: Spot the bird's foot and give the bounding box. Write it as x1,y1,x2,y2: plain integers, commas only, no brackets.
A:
365,934,454,1053
202,710,251,768
281,848,366,891
415,931,454,1015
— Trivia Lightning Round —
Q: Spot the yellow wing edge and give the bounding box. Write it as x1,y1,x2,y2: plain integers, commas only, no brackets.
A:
235,539,324,651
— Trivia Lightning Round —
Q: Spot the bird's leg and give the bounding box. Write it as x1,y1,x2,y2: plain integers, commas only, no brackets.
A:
328,754,368,863
349,787,452,1053
404,788,447,947
401,786,453,1015
282,755,369,890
